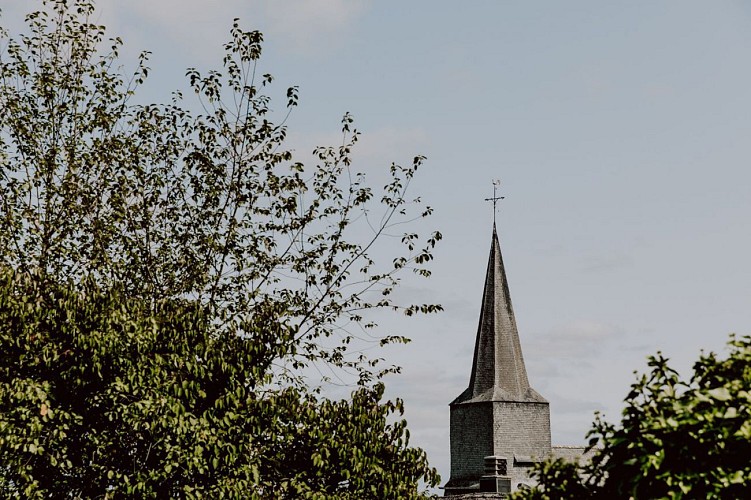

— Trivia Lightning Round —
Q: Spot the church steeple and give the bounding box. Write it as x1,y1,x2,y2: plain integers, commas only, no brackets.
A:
445,210,552,496
452,223,545,404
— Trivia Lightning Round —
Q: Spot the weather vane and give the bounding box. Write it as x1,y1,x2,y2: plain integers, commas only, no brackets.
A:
484,179,504,224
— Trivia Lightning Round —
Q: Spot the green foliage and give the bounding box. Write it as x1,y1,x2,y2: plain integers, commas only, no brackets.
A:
256,384,439,499
0,271,438,498
513,335,751,500
0,0,441,496
512,457,591,500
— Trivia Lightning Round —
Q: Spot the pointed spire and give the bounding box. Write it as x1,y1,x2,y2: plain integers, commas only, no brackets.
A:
453,224,546,404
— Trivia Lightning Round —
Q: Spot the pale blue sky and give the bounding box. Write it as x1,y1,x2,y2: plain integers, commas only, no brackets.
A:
4,0,751,487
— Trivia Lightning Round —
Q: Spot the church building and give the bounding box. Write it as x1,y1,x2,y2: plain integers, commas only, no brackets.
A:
444,223,587,496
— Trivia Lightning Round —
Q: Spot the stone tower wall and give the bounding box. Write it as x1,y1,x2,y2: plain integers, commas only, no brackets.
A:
491,401,551,458
492,401,551,489
450,403,493,481
449,401,551,487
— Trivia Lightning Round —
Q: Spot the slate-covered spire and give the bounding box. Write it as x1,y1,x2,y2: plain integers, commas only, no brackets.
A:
452,224,546,404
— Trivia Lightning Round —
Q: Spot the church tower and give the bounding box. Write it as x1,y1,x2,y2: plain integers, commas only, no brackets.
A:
445,223,551,495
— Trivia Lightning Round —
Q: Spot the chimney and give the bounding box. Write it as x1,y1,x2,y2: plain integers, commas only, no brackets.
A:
480,455,511,494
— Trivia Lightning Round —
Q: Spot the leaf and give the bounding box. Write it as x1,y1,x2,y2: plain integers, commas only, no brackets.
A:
708,387,732,401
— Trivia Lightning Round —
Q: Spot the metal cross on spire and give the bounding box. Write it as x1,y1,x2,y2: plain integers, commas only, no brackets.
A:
484,179,505,224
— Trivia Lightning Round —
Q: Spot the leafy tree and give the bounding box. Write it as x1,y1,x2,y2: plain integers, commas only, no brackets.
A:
0,0,441,496
513,335,751,500
0,0,441,384
0,270,439,498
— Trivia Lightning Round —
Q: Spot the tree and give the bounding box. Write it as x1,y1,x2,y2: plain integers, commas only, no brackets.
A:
0,0,441,383
513,335,751,500
0,0,441,496
0,270,439,498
